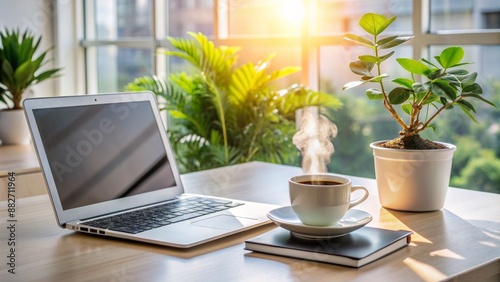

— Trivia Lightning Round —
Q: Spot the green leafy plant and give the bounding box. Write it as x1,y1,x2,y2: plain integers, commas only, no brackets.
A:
127,32,341,173
0,29,61,109
343,13,496,149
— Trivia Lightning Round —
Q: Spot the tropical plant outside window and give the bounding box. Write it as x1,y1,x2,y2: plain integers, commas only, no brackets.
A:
81,0,500,193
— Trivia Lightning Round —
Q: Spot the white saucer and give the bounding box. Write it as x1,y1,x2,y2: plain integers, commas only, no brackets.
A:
267,206,372,239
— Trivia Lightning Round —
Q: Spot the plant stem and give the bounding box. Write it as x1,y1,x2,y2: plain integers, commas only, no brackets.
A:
245,103,268,161
246,122,262,162
13,90,23,109
374,46,408,133
416,98,458,134
409,90,432,132
208,80,229,164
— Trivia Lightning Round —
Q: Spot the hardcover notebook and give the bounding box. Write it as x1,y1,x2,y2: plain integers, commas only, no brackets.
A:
245,227,412,267
23,92,279,248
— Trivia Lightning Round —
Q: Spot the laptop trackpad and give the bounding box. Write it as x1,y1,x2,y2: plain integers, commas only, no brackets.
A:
191,215,258,230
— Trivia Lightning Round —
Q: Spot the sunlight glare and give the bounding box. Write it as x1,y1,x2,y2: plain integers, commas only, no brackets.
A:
404,257,447,281
279,0,305,24
429,249,465,260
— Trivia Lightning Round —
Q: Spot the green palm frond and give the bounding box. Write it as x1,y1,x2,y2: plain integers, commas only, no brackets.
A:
166,36,201,67
229,63,257,106
191,32,239,82
229,58,301,108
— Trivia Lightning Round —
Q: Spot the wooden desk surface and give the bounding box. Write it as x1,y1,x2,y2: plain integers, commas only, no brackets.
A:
0,161,499,281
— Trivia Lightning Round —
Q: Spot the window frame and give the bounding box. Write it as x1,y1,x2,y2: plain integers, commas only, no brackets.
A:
77,0,500,94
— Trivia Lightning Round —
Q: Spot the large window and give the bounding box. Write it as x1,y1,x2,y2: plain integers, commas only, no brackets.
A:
81,0,500,193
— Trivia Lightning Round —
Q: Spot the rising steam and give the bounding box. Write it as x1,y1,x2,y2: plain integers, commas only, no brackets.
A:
293,107,338,174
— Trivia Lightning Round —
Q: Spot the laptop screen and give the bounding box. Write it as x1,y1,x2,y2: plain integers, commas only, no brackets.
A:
33,101,177,210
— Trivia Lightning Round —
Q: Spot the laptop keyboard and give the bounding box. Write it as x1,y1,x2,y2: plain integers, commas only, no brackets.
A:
82,197,244,234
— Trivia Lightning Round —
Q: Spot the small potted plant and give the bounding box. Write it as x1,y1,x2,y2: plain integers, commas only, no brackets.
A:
343,13,496,211
0,28,61,144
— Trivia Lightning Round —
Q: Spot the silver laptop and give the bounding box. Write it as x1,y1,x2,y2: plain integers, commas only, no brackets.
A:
24,92,278,248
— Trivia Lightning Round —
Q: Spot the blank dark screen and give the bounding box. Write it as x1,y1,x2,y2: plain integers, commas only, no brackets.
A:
33,101,176,210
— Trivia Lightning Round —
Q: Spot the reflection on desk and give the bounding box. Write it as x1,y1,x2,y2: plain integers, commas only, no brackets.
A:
0,161,499,281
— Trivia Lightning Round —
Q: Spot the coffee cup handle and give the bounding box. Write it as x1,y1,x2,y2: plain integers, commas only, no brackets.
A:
349,186,369,209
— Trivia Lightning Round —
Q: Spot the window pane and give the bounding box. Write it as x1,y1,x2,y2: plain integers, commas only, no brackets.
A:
168,0,214,37
424,45,500,193
318,0,413,35
94,0,152,39
430,0,500,31
225,0,303,37
96,47,152,92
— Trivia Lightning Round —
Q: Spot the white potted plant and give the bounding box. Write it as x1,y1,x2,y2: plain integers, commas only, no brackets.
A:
343,13,496,211
0,29,61,144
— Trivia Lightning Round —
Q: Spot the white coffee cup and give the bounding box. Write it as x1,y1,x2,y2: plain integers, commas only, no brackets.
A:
289,174,369,226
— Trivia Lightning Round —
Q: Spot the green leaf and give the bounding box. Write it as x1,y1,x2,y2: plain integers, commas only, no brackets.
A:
169,110,188,119
438,47,464,68
344,74,388,90
388,87,410,104
421,58,439,69
14,61,35,86
427,124,437,132
376,35,398,46
358,55,379,64
427,69,442,80
412,82,429,93
34,68,61,83
430,79,457,100
397,58,431,75
462,83,483,95
380,36,413,49
367,73,389,82
459,72,477,88
439,97,447,105
440,75,461,89
392,78,414,89
457,99,476,113
344,34,375,49
366,88,384,100
378,51,395,63
457,102,478,123
462,94,496,107
343,80,367,90
348,60,374,76
359,13,397,36
448,69,469,75
450,62,470,68
402,103,413,115
1,60,14,82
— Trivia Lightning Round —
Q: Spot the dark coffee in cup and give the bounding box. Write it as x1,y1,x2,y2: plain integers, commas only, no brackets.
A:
298,180,343,185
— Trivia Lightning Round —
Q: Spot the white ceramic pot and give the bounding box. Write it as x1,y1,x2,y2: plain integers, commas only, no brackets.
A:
370,141,456,212
0,109,31,145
